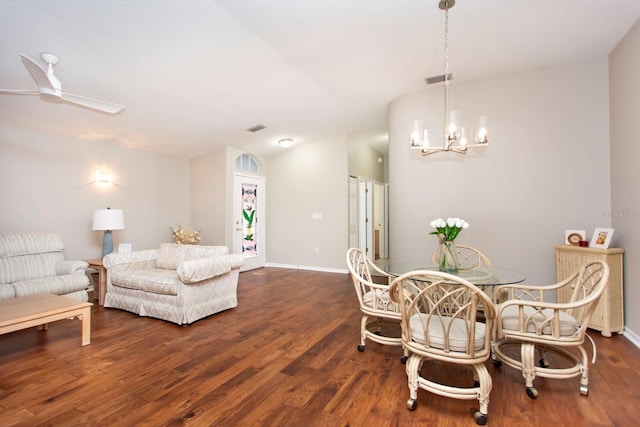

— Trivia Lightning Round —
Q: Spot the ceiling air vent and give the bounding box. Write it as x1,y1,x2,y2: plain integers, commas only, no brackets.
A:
246,124,266,133
425,73,453,85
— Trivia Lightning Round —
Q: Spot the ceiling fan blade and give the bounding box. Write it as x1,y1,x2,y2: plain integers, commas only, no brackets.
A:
60,91,124,114
0,89,40,95
20,54,55,91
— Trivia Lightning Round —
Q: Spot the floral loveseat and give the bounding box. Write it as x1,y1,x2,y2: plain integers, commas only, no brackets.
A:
103,243,244,325
0,231,89,301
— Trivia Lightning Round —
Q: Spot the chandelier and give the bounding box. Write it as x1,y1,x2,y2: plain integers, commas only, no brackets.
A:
410,0,489,156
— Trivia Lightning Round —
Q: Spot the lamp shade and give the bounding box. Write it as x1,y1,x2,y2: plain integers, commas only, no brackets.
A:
92,208,125,231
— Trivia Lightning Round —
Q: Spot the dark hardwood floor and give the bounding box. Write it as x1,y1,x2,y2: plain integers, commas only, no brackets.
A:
1,267,639,426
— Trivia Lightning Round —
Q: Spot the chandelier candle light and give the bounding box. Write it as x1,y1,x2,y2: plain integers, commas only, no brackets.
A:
410,0,489,156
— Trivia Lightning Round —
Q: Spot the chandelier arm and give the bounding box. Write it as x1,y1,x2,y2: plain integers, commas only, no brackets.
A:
421,147,467,156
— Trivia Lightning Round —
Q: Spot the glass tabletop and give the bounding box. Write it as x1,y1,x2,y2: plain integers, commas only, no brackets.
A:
379,262,526,286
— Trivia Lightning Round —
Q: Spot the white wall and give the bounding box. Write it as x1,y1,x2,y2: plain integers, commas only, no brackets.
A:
190,147,228,245
265,137,348,271
0,125,190,260
388,58,611,286
348,136,386,183
609,18,640,339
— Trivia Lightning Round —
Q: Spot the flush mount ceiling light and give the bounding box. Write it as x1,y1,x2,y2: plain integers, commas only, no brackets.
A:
278,138,293,148
410,0,489,156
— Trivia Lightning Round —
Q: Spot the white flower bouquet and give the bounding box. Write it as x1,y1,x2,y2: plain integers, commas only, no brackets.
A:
430,217,469,242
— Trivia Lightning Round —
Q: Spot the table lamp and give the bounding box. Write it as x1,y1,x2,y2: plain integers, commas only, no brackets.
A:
92,207,125,258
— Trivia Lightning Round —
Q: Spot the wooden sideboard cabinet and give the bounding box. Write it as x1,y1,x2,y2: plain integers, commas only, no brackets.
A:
555,245,624,337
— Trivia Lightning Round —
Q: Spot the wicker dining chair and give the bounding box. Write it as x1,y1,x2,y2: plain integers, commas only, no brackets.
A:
346,247,408,362
431,244,494,303
491,260,609,399
389,270,496,425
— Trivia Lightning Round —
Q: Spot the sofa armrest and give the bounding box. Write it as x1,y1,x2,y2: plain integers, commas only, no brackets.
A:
177,254,245,284
56,260,89,275
103,249,158,270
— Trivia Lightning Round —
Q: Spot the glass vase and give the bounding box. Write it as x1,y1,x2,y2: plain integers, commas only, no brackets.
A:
437,240,459,273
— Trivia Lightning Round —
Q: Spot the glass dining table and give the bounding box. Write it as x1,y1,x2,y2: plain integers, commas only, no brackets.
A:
378,262,526,287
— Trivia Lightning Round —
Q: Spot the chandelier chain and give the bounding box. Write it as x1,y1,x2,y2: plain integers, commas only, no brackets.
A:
443,4,450,143
444,4,449,86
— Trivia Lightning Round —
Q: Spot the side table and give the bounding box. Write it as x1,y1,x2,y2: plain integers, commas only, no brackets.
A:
86,258,106,306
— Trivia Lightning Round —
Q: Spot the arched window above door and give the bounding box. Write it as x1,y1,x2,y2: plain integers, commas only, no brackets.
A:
235,154,260,174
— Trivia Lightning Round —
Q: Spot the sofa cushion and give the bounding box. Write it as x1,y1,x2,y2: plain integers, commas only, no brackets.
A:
0,284,16,300
0,252,64,284
12,274,89,297
0,231,64,257
155,243,228,270
111,269,180,296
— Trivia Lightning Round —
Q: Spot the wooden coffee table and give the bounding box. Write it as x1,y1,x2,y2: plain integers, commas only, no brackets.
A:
0,294,92,346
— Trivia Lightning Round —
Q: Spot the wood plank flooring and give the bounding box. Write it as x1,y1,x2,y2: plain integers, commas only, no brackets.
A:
1,267,639,426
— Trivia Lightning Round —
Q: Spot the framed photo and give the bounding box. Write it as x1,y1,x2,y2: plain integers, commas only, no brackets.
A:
565,229,586,246
590,228,614,249
118,243,132,253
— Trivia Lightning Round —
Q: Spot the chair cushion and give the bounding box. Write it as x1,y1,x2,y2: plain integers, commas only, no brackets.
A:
362,289,395,311
409,313,486,352
500,305,579,336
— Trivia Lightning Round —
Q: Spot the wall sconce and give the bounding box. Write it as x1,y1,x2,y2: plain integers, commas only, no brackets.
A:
96,170,112,184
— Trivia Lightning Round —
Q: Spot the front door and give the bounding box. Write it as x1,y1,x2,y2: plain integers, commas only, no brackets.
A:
233,173,266,271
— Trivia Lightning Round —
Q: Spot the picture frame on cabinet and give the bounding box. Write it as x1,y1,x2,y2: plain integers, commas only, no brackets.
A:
565,229,586,246
590,228,614,249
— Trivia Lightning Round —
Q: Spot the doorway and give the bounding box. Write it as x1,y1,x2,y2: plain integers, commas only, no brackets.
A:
233,172,265,271
349,176,388,260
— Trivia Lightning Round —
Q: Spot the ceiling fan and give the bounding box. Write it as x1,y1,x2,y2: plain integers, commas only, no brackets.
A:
0,52,124,114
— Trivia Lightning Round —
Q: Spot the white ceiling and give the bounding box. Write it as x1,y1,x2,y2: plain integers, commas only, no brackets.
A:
1,0,639,158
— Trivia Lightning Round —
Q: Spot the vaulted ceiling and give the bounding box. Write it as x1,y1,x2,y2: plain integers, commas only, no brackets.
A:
1,0,639,158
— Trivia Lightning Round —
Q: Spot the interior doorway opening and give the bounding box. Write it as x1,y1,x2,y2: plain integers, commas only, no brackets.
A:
348,176,388,261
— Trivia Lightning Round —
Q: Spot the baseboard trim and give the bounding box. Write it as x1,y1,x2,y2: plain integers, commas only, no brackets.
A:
264,262,348,274
623,327,640,349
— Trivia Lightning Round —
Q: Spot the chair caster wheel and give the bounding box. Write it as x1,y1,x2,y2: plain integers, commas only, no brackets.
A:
580,385,589,396
406,399,417,411
400,355,408,364
526,387,538,399
474,411,487,425
492,359,502,368
539,358,549,368
357,345,365,352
